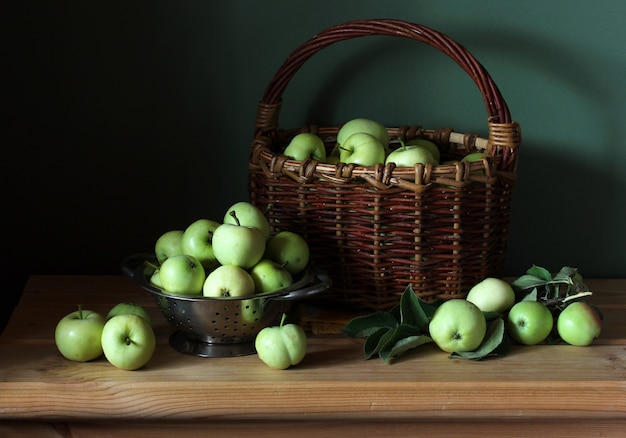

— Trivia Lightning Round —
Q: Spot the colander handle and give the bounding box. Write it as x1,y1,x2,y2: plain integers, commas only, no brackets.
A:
276,268,332,301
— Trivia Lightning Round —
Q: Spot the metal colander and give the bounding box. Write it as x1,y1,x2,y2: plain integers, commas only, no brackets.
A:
122,254,331,357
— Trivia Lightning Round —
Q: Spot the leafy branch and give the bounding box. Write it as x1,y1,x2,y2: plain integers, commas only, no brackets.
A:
341,285,507,363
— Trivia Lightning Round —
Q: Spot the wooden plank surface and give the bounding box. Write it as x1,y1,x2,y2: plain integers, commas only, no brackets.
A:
0,276,625,430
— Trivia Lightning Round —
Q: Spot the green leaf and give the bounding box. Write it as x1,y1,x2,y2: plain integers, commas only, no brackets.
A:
450,318,508,360
363,327,392,360
511,274,549,290
526,264,552,281
399,285,430,330
382,335,433,362
377,324,426,361
341,311,399,338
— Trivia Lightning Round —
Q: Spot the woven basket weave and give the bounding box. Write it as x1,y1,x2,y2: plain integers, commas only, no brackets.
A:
248,19,521,311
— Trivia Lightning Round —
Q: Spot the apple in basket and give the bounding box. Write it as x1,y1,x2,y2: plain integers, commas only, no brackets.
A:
337,118,390,152
385,143,438,167
212,220,266,270
339,132,386,166
406,138,441,163
283,132,327,162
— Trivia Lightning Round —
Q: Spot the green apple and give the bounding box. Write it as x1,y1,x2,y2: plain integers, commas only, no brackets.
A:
557,301,602,346
428,299,487,353
461,152,488,162
181,218,221,270
265,231,310,276
507,301,553,345
107,302,152,325
203,264,256,298
223,201,271,241
385,144,437,167
337,118,389,151
101,314,156,370
212,221,266,269
466,277,516,314
339,132,386,166
326,145,341,164
406,139,441,162
55,306,106,362
255,314,307,369
249,259,294,294
283,133,326,162
154,230,184,264
159,254,206,296
150,269,163,288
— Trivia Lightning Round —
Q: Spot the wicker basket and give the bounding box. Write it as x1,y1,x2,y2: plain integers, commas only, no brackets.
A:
248,19,521,311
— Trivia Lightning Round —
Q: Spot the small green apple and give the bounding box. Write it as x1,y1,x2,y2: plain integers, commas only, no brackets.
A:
101,314,156,370
181,218,221,271
466,277,516,314
154,230,184,264
223,201,271,241
337,118,389,151
212,220,266,269
428,299,487,353
107,302,152,325
406,139,441,162
203,264,256,298
557,301,602,346
385,144,437,167
507,301,553,345
283,133,326,162
255,314,307,369
265,231,310,276
461,152,488,162
339,132,386,166
159,254,206,296
55,306,106,362
249,259,293,294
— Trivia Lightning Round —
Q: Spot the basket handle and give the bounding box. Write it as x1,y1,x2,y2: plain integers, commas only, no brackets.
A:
254,19,520,160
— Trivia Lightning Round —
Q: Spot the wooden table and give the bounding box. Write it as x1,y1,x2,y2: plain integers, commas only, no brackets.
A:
1,276,624,437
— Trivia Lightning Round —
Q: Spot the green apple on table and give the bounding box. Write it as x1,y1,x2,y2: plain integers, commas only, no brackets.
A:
385,144,438,167
507,300,553,345
337,118,389,152
249,259,294,294
339,132,386,166
283,133,327,162
255,314,307,370
55,306,106,362
203,264,256,298
159,254,206,296
265,230,310,276
107,302,152,325
223,201,271,242
101,314,156,371
428,299,487,353
557,301,602,346
212,219,266,269
154,229,184,264
466,277,516,314
181,218,221,271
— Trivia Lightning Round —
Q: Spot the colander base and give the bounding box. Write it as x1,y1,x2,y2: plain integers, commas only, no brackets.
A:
169,330,256,357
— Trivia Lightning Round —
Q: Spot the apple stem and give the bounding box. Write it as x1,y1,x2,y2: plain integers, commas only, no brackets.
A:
229,210,241,226
78,304,83,319
280,313,287,327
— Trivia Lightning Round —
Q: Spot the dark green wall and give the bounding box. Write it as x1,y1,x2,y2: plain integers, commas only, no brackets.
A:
4,1,625,329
